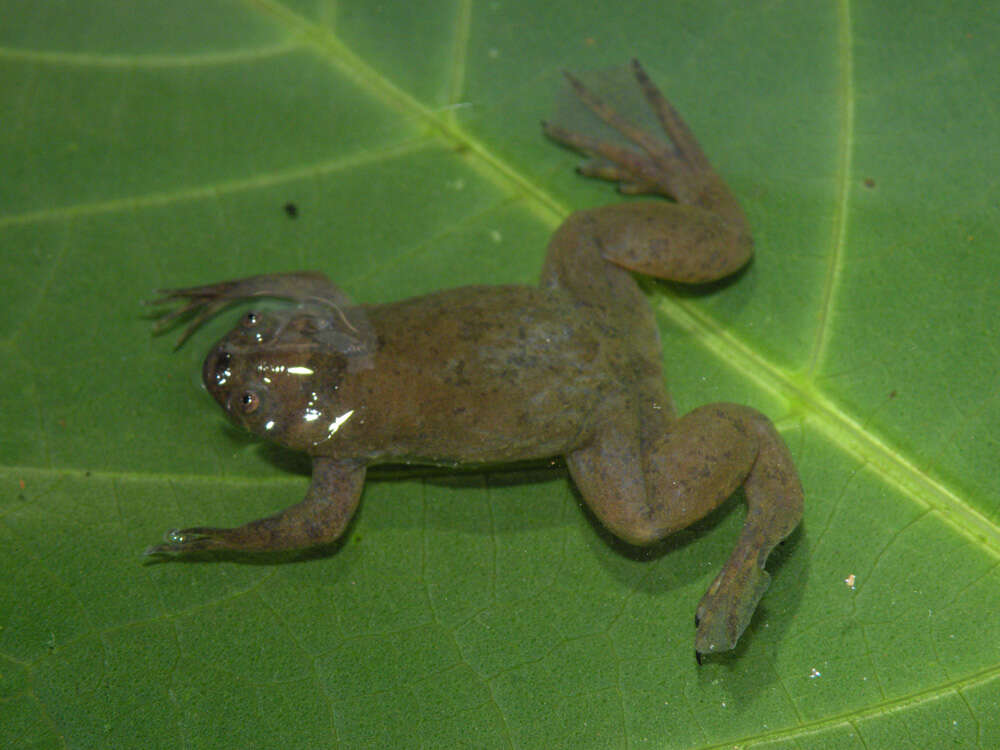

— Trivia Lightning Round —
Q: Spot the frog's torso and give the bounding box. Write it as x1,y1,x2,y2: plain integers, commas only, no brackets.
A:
358,286,632,463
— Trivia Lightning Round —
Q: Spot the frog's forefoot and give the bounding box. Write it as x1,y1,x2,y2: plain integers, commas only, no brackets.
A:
144,527,235,556
147,280,250,348
147,272,341,347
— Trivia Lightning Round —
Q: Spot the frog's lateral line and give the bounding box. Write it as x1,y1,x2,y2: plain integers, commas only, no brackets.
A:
148,60,803,657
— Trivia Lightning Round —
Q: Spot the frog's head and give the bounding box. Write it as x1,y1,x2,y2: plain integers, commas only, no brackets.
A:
201,304,374,452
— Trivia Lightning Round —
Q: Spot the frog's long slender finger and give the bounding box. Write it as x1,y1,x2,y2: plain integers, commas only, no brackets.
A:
144,293,177,308
146,283,234,328
145,291,201,310
561,69,675,162
149,298,204,333
173,300,231,348
149,281,235,304
629,59,709,168
147,292,228,345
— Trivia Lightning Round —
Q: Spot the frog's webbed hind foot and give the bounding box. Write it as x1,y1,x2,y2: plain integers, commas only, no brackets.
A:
147,271,346,347
543,59,718,205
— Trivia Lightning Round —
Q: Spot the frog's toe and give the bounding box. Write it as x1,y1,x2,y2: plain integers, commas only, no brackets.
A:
575,157,628,182
576,158,660,195
543,120,671,194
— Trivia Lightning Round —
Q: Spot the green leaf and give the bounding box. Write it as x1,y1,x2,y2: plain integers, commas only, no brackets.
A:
2,1,998,748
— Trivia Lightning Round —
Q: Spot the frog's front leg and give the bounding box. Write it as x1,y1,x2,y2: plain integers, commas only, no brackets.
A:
150,271,353,346
568,397,803,657
146,458,366,555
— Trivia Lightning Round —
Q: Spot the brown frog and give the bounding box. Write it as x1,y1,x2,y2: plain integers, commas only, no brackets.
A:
148,60,803,657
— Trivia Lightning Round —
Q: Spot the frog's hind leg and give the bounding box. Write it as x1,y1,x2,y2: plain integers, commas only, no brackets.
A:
566,398,803,655
543,60,753,284
670,405,803,656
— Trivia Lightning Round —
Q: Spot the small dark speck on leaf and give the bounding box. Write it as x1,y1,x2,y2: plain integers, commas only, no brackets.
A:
863,177,876,189
889,390,897,399
284,202,299,218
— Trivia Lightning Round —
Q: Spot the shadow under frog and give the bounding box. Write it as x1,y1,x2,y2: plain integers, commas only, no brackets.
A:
148,61,804,658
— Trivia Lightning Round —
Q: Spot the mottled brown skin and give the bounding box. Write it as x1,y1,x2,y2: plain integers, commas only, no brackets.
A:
148,61,803,657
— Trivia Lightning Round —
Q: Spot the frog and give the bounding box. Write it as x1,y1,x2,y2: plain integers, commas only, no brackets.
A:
147,60,803,658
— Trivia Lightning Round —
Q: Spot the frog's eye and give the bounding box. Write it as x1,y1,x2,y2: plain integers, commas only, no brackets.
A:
241,312,259,328
239,391,260,414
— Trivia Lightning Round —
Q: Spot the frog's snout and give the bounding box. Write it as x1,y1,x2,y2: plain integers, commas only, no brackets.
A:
202,346,233,398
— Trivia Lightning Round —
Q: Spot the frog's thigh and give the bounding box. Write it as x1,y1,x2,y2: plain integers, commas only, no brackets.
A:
557,203,752,286
564,396,650,545
567,400,756,546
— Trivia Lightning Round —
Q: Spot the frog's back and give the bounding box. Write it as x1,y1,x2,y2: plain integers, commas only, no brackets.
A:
347,285,627,463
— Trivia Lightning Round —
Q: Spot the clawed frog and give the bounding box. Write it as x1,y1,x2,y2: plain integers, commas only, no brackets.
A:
148,61,803,657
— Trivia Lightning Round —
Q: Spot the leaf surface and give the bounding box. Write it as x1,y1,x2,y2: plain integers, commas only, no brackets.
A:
2,1,999,748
